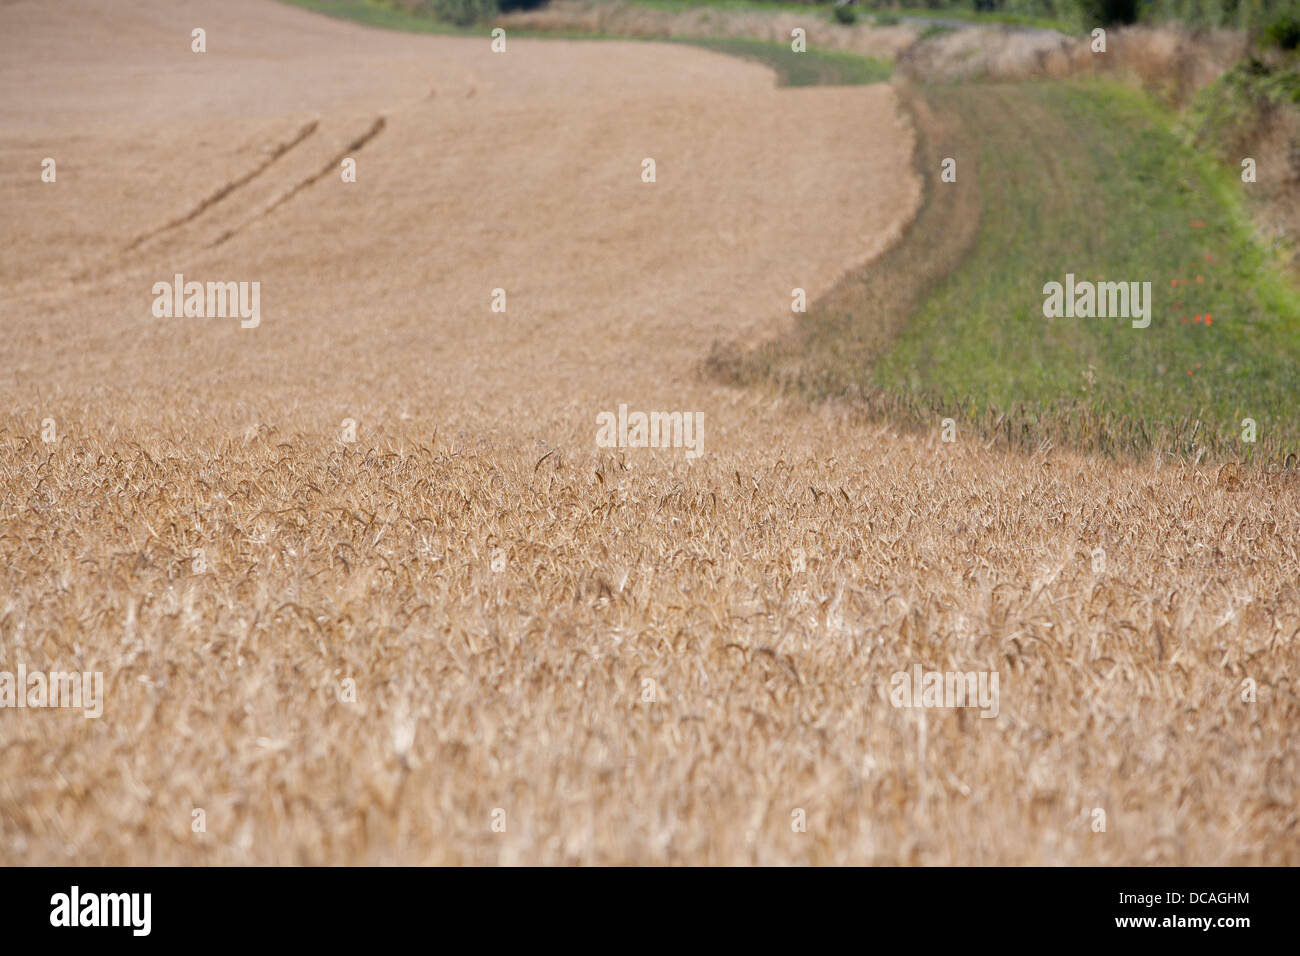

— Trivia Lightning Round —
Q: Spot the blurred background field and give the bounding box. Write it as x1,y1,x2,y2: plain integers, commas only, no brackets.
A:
293,0,1300,464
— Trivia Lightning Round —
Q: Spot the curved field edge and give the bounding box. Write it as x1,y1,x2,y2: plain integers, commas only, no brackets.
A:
277,0,891,86
712,80,1300,467
280,0,1297,465
664,36,890,86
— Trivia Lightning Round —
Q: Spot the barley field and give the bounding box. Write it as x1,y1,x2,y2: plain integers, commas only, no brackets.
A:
1,0,1297,865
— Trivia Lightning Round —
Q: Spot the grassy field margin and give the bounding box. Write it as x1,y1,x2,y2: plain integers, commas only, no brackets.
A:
279,0,892,84
714,78,1300,465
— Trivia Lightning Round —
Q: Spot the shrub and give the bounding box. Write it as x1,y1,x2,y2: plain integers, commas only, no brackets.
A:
1076,0,1139,26
1264,14,1300,52
428,0,498,27
834,3,859,24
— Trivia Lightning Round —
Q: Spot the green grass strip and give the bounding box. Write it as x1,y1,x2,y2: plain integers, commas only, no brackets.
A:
869,81,1300,460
